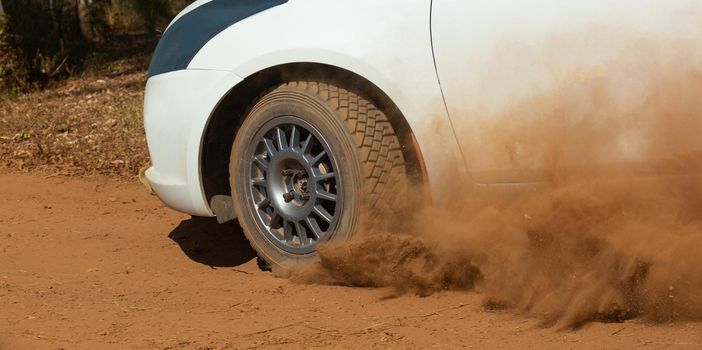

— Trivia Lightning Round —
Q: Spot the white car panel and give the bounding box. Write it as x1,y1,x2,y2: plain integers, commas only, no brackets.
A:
145,0,702,218
144,69,243,216
433,0,702,183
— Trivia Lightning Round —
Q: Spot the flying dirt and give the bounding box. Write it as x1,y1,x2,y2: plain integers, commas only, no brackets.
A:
294,24,702,329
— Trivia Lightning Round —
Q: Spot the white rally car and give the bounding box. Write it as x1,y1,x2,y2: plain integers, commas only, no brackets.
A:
144,0,701,269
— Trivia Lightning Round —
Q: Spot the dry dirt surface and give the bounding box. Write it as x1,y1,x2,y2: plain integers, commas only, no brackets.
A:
1,171,701,350
0,70,148,178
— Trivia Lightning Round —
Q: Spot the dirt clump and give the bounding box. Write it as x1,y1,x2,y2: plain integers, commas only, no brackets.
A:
299,170,702,328
294,234,482,297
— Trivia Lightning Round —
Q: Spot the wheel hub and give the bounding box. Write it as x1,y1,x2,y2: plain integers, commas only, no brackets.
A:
267,155,312,217
247,117,342,254
282,168,310,203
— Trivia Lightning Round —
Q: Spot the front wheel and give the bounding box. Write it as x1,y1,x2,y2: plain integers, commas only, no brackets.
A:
230,81,408,270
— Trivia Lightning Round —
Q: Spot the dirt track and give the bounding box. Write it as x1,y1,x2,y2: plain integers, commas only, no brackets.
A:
1,171,701,350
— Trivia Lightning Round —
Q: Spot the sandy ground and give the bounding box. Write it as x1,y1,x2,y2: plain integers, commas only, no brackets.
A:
0,171,701,350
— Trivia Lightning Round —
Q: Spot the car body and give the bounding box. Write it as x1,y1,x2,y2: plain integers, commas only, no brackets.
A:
144,0,701,260
144,0,460,218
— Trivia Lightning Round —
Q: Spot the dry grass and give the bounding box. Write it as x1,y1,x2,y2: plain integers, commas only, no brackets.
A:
0,63,149,179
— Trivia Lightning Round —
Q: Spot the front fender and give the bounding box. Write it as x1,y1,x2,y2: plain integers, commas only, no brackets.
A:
144,70,243,216
188,0,469,201
148,0,288,77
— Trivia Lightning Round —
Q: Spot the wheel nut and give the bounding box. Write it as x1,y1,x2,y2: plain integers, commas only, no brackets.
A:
283,192,295,202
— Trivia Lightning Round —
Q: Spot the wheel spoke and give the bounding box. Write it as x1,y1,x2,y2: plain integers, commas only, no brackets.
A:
295,221,310,244
252,178,267,188
269,211,282,228
305,217,323,239
283,219,293,242
313,205,333,223
290,125,300,151
313,172,335,183
310,150,327,165
256,198,271,210
263,138,277,157
275,127,288,150
253,155,268,171
301,134,313,154
315,189,337,202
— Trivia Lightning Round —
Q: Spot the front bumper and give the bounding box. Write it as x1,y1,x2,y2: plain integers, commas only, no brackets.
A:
143,69,243,216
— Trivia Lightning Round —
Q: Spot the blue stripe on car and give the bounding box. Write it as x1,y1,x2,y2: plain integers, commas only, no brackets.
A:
147,0,288,78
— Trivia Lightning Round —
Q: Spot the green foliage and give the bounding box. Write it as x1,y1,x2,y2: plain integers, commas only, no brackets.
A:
19,130,31,140
55,121,70,133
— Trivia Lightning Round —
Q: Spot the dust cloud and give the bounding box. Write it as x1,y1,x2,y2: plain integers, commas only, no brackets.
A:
293,3,702,329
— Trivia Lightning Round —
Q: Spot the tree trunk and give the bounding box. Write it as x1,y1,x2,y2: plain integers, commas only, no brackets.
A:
0,0,5,17
76,0,96,41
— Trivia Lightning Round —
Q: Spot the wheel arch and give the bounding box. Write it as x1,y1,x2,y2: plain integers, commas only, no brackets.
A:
201,63,427,207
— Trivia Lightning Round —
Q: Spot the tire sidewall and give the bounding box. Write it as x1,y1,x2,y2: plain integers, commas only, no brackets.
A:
230,87,364,269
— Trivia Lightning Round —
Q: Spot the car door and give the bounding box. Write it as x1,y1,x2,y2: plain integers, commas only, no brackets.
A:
431,0,702,183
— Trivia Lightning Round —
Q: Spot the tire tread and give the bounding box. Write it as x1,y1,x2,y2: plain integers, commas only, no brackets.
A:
280,81,408,229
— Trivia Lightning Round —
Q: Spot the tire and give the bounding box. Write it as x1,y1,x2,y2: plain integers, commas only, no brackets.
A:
230,81,408,270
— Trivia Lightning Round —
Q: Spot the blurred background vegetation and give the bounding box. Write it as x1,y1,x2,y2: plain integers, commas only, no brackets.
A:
0,0,195,92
